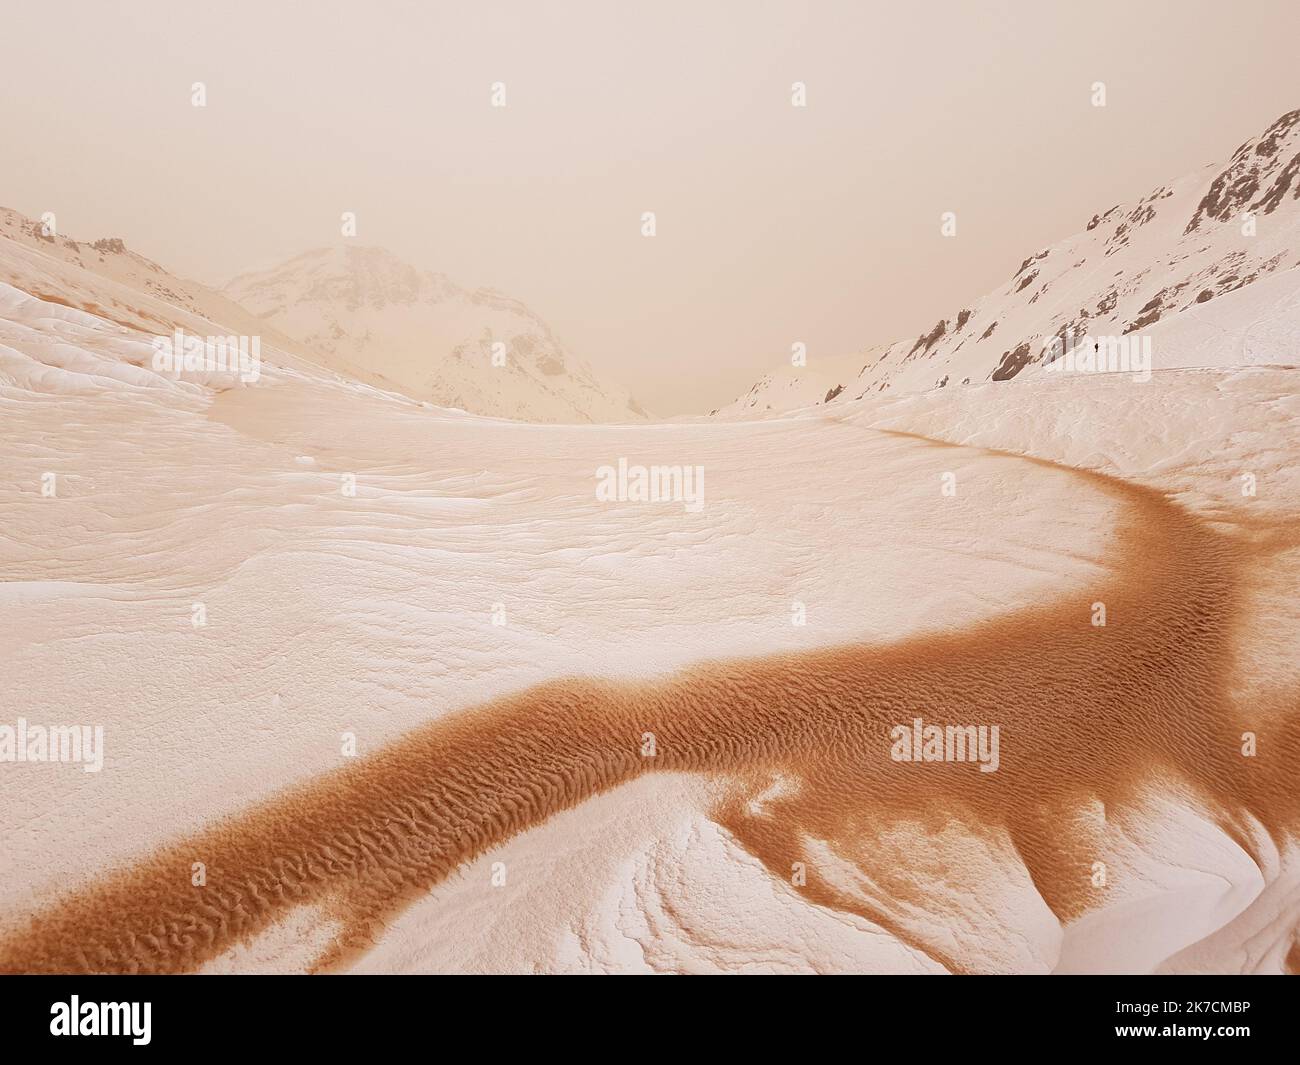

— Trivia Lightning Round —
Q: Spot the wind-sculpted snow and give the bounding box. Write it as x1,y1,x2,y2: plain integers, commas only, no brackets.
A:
2,236,1298,972
2,433,1295,975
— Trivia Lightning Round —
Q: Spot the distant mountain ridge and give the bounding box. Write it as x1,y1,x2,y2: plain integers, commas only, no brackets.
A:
225,246,648,424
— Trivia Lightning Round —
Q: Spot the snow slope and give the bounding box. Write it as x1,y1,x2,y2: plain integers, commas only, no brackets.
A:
1,266,1296,973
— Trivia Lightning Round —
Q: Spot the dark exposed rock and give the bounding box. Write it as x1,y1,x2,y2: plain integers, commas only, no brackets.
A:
906,318,947,360
1188,174,1261,232
1086,205,1121,231
1013,250,1048,278
1125,295,1164,333
1219,271,1259,295
991,341,1034,381
1105,222,1130,256
1255,108,1300,157
824,384,844,403
1252,151,1300,215
1186,109,1300,233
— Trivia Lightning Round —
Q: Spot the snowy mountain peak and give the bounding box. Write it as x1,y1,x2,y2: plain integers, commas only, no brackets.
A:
226,245,459,315
225,246,645,423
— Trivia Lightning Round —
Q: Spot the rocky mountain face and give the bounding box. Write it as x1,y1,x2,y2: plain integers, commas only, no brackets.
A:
716,108,1300,416
225,246,647,424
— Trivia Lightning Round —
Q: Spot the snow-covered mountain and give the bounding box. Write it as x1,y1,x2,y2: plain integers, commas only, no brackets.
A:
0,213,646,423
716,107,1300,416
224,246,648,424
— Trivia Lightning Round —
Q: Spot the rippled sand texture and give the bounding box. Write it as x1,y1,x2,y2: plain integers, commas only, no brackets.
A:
2,435,1295,975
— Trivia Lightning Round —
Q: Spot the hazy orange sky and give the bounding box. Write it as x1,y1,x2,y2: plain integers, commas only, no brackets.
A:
4,0,1298,413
